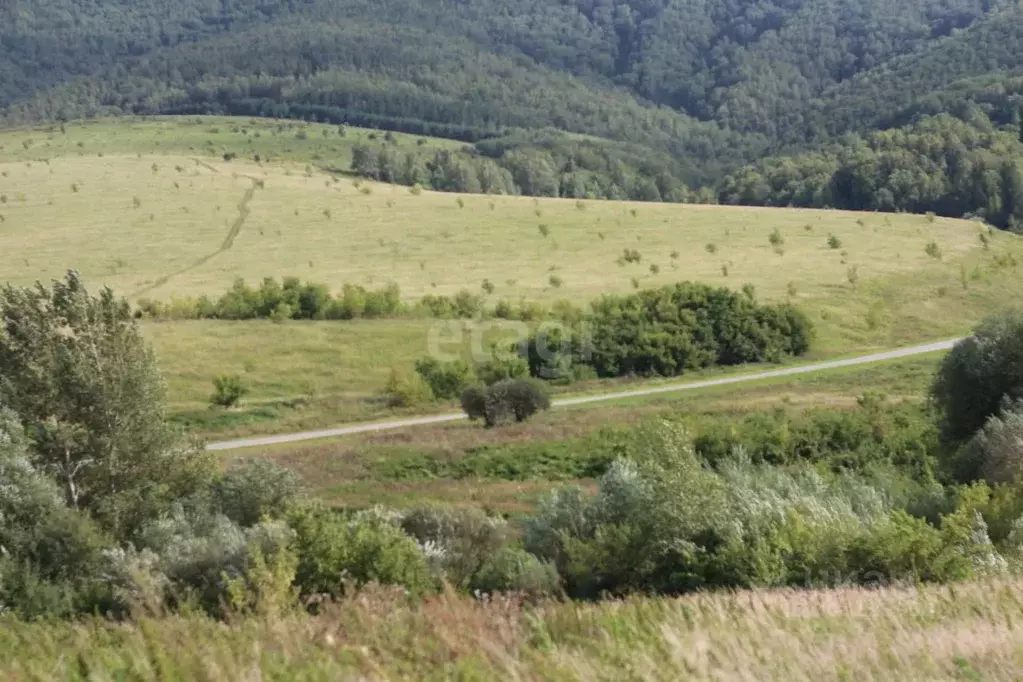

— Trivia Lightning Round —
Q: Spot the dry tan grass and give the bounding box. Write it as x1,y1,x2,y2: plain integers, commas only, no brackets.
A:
4,579,1023,680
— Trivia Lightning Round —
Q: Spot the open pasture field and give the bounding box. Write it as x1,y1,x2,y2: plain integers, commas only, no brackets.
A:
2,116,1022,434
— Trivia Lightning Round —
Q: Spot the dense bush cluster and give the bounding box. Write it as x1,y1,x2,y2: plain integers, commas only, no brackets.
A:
522,421,1006,598
520,282,813,380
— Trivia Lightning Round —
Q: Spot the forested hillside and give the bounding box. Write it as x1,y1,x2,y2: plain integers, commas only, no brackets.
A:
3,0,1023,215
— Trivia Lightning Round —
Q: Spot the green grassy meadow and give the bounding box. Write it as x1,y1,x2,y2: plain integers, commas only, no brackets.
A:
231,352,943,514
1,116,1021,435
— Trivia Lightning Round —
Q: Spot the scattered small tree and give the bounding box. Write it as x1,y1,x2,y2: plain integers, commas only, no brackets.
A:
414,358,473,400
847,265,859,288
384,367,434,407
211,374,248,408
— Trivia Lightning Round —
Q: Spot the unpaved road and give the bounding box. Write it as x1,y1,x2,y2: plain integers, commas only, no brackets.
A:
206,338,960,451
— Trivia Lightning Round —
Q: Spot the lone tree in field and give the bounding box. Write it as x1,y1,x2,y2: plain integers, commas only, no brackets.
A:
932,310,1023,445
461,379,551,427
0,271,215,535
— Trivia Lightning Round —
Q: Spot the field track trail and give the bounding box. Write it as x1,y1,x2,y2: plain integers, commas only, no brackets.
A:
130,175,257,298
206,338,960,451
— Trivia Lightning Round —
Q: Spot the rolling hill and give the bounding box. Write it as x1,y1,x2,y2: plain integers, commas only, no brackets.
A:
2,116,1021,436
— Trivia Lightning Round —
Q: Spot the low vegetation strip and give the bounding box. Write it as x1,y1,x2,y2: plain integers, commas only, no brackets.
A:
205,338,958,451
2,579,1021,680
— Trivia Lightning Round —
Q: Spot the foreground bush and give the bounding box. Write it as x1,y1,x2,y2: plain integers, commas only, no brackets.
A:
932,310,1023,445
470,547,561,600
399,507,509,588
955,400,1023,484
523,421,1004,599
287,504,435,600
213,459,303,527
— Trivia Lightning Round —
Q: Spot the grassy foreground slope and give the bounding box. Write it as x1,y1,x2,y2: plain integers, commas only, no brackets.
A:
2,116,1022,434
3,578,1022,680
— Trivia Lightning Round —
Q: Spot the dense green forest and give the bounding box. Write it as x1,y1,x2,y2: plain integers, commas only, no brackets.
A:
3,0,1023,218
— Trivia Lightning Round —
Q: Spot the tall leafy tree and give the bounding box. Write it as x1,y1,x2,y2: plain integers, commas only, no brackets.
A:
0,271,215,536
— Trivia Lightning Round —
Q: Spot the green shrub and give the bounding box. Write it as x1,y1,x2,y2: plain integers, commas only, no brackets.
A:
523,420,991,598
827,234,842,249
288,504,434,599
399,507,508,588
213,459,303,527
130,505,296,615
475,352,530,386
460,385,487,422
385,368,434,407
210,374,248,408
414,358,473,400
925,240,942,259
469,547,561,600
957,401,1023,484
362,283,401,317
417,291,483,319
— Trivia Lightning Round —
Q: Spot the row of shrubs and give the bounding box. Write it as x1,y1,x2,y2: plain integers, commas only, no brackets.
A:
0,442,559,617
135,276,586,322
389,283,814,414
518,282,814,380
8,416,1022,619
363,397,939,485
